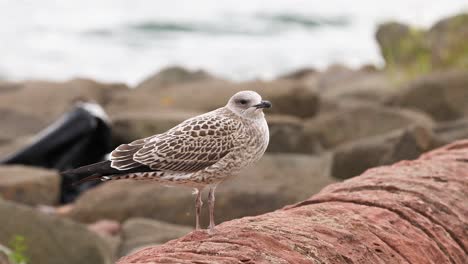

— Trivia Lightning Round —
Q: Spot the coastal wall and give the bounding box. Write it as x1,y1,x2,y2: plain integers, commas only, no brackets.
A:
118,140,468,264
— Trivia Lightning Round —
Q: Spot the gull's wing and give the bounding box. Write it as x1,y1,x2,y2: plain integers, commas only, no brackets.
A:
110,110,240,173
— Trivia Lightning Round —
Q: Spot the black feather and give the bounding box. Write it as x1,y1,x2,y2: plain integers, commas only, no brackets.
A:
61,160,154,185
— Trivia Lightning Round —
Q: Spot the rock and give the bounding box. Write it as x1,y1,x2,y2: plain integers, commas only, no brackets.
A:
315,64,362,90
0,165,60,206
111,111,197,146
119,218,191,257
303,101,434,149
376,13,468,75
108,79,319,118
318,72,395,104
87,219,121,237
266,115,321,154
117,140,468,264
0,199,114,264
0,243,13,264
0,78,126,118
278,67,317,80
359,64,379,72
428,13,468,69
0,137,32,160
0,79,128,139
331,125,438,179
433,118,468,145
0,249,10,264
376,22,430,73
215,153,335,223
390,70,468,121
299,64,396,104
136,66,219,90
0,109,47,141
67,153,335,226
87,219,122,259
112,113,320,154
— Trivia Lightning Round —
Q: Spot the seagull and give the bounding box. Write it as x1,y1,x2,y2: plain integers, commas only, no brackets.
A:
63,90,271,232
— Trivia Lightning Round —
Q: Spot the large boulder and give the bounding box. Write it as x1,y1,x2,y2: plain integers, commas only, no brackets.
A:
331,125,439,179
112,112,320,154
390,70,468,121
428,13,468,69
110,110,197,146
0,109,47,141
313,65,395,104
266,115,321,154
376,13,468,75
0,243,12,264
136,66,219,90
0,199,114,264
0,78,126,119
108,79,319,118
0,79,127,140
0,136,32,160
0,166,60,206
67,153,335,226
117,140,468,264
278,67,318,80
303,101,434,149
376,22,430,74
119,218,191,257
433,118,468,145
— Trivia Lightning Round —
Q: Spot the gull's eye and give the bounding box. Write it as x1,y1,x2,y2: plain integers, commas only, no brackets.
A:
238,99,248,105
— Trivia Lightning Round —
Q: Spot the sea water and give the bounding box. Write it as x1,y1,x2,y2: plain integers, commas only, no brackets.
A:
0,0,466,85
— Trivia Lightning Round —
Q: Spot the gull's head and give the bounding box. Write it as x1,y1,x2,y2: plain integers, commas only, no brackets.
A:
226,90,272,119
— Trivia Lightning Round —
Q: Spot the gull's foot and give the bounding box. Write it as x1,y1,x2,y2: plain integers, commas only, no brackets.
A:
207,225,216,235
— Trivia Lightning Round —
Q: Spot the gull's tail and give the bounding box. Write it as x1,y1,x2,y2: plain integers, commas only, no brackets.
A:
61,160,119,185
62,160,154,185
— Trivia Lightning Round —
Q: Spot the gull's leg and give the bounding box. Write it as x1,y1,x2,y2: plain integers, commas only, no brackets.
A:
194,188,203,230
208,185,217,233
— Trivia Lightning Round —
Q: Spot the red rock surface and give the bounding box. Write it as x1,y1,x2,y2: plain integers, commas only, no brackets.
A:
118,140,468,264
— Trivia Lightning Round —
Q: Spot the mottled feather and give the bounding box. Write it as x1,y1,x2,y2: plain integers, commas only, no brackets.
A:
110,108,240,173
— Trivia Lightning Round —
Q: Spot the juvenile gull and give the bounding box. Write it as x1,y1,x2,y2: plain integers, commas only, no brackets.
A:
63,90,271,232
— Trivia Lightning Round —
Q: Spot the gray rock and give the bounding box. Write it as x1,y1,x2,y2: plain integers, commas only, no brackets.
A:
266,115,321,154
111,111,197,146
0,166,60,206
112,113,321,154
375,22,426,69
303,101,434,149
136,66,219,90
0,244,12,264
119,218,191,257
68,153,335,226
433,118,468,145
108,79,319,118
0,199,113,264
375,14,468,74
390,70,468,121
428,13,468,69
0,109,46,142
0,79,127,122
0,137,31,160
278,67,318,80
331,125,438,179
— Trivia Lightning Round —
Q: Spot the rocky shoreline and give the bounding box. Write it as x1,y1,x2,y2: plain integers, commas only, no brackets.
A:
0,13,467,264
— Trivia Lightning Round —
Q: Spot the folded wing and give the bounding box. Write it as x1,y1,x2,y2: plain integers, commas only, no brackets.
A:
110,113,239,173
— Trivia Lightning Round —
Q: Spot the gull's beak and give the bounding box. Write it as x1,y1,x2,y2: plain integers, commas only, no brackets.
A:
253,100,272,109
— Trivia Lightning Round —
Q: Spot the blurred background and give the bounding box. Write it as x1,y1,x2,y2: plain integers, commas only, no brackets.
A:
1,0,467,83
0,1,467,264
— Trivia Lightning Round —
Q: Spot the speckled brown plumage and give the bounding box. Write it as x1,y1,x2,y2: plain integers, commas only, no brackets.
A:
109,102,269,187
68,90,271,231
